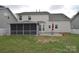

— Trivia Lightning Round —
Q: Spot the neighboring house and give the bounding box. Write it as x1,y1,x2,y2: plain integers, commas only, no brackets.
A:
0,6,17,35
71,12,79,34
12,12,71,35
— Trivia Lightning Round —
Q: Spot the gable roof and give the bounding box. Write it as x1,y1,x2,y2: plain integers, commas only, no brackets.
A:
71,12,79,22
49,14,70,21
17,11,50,15
0,5,17,21
17,11,70,21
6,8,17,21
70,12,79,29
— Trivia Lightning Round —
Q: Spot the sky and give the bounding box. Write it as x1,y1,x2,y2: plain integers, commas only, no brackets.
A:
0,0,79,18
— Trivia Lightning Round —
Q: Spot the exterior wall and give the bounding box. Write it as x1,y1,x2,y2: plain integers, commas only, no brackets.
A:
71,15,79,29
38,21,71,35
71,14,79,29
53,21,71,33
71,29,79,34
16,13,72,35
71,14,79,34
17,15,49,22
70,14,79,34
0,8,16,35
38,22,53,35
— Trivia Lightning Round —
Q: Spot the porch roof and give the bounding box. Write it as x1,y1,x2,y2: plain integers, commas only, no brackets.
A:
8,21,39,24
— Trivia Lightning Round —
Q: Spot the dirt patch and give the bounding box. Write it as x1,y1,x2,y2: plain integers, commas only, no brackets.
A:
36,36,60,44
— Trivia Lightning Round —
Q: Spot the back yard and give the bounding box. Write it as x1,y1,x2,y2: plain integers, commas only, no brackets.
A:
0,34,79,53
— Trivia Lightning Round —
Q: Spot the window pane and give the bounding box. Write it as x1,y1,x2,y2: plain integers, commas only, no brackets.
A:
19,16,22,20
24,24,30,30
16,24,23,34
39,24,41,31
10,24,16,34
30,24,36,30
17,24,23,30
49,25,51,28
11,24,16,30
24,23,36,35
24,24,30,35
55,25,58,29
28,16,31,20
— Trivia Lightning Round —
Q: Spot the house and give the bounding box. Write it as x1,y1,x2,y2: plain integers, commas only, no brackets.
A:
11,12,50,35
0,6,17,35
71,12,79,34
11,12,71,36
0,5,72,36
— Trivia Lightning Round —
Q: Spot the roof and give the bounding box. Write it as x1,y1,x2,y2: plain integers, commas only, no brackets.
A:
0,5,17,21
17,11,70,21
71,12,79,22
0,5,6,8
49,14,70,21
17,11,50,15
6,8,17,21
71,12,79,29
9,21,39,24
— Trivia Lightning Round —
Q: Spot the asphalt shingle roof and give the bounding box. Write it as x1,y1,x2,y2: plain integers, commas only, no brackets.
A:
49,14,70,21
17,12,50,15
17,12,70,21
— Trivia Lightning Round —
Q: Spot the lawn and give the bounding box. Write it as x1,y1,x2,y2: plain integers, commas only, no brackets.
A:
0,34,79,53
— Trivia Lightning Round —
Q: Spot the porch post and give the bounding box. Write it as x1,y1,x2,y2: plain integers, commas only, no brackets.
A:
36,23,39,36
23,24,24,35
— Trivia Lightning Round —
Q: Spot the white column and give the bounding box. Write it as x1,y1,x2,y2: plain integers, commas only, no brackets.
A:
36,23,39,36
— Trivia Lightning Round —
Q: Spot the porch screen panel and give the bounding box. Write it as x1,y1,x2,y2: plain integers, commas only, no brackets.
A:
16,24,23,34
24,24,30,34
11,23,37,35
30,24,36,35
11,24,16,34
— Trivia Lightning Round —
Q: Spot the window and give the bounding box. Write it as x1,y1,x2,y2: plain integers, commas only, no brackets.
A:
4,13,10,19
39,24,41,31
55,24,58,29
19,16,22,20
28,16,31,20
8,16,10,19
49,25,51,28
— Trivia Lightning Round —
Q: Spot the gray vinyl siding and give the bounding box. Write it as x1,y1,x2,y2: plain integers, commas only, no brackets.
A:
0,8,16,28
71,14,79,29
0,8,17,35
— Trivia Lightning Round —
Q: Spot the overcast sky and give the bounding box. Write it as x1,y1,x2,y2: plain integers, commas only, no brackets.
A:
1,0,79,18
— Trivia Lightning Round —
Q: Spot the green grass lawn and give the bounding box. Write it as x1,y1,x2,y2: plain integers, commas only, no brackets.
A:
0,34,79,53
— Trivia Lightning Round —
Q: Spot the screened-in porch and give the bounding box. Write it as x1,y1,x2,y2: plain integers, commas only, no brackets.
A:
10,23,37,35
